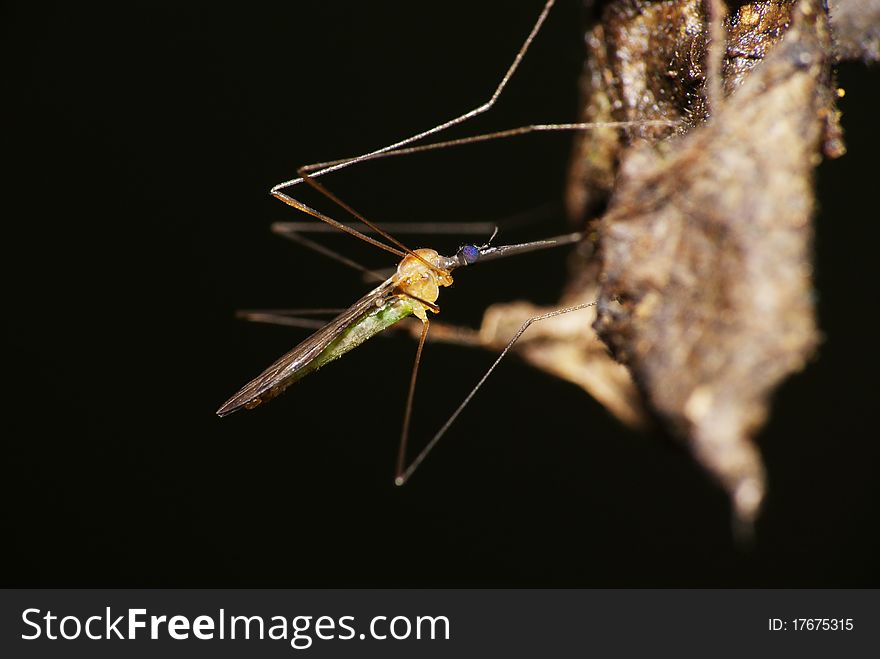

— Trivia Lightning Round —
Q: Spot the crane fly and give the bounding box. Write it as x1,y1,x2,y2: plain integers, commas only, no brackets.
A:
216,171,586,483
215,233,580,420
217,0,670,483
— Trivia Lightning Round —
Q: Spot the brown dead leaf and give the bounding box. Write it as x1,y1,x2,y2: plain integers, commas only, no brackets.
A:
829,0,880,62
593,0,836,527
423,0,844,529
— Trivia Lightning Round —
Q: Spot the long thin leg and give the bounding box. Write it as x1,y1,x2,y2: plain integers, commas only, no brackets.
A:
271,223,388,283
296,168,427,267
268,0,676,271
235,309,347,331
396,318,431,482
269,200,561,236
271,0,561,194
269,189,406,260
295,120,677,175
276,168,446,276
240,309,459,345
272,220,500,236
395,302,596,486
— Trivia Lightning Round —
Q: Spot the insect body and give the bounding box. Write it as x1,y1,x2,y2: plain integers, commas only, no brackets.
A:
216,240,559,418
216,247,455,417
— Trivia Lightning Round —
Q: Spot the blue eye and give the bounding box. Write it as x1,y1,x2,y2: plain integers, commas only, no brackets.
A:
460,244,480,265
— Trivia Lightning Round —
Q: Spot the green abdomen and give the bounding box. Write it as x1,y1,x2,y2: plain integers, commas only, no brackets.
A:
292,296,416,384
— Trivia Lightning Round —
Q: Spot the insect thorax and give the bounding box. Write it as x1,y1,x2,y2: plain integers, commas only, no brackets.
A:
394,249,454,319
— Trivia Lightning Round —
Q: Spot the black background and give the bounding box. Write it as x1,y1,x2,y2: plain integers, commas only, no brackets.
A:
5,1,878,586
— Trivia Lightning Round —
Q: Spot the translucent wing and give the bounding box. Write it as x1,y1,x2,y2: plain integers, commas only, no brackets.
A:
217,278,395,416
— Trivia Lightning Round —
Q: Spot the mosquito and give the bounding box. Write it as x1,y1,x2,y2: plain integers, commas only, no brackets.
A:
217,0,673,484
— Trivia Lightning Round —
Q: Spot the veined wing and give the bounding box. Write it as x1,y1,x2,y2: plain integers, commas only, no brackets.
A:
217,277,396,416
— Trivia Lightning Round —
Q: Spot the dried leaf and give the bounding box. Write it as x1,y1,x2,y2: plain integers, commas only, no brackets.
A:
424,0,845,528
593,0,836,526
829,0,880,62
